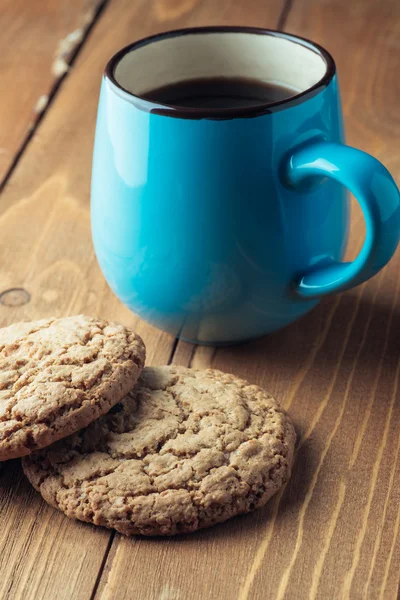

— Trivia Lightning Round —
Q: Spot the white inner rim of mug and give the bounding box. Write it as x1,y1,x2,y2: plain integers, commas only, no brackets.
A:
114,31,328,101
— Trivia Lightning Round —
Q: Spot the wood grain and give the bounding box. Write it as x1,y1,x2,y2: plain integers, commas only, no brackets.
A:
0,0,106,186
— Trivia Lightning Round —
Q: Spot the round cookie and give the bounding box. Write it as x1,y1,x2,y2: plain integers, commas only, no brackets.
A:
0,315,145,461
23,366,295,536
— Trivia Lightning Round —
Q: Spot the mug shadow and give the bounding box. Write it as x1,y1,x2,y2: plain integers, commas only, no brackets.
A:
214,288,400,382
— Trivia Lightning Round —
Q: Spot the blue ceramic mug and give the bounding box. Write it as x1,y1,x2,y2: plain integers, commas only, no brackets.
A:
91,27,400,345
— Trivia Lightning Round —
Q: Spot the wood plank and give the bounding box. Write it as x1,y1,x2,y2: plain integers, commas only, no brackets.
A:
149,1,400,599
0,0,106,185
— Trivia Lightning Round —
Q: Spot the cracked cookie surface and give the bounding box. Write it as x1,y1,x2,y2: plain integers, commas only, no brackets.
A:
23,366,296,536
0,315,145,460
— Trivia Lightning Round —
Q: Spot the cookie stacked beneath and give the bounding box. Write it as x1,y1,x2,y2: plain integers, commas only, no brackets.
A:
0,315,295,536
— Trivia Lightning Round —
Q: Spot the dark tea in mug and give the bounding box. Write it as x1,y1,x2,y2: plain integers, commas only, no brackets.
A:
141,76,298,109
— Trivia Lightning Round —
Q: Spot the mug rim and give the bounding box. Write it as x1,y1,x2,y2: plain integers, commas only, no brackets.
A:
105,26,336,119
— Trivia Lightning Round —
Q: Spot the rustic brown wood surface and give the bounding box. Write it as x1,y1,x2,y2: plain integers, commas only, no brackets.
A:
0,0,399,598
0,0,107,186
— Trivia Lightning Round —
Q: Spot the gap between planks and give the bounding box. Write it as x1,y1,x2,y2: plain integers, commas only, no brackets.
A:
0,0,110,195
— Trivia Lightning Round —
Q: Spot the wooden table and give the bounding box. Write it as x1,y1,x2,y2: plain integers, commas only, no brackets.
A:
1,0,400,598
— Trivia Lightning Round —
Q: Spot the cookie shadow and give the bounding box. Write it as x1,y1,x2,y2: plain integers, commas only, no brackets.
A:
0,458,37,502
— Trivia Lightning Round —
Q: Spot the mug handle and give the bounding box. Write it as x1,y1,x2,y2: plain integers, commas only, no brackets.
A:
286,141,400,299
